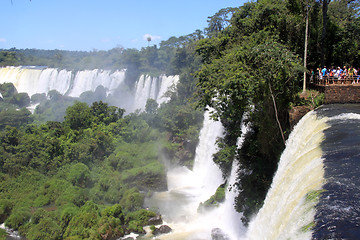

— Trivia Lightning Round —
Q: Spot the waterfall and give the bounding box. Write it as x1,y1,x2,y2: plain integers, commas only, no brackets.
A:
132,75,179,111
0,66,126,97
245,104,360,239
67,69,126,97
209,115,250,240
145,110,225,239
245,111,328,240
144,111,253,240
0,67,178,112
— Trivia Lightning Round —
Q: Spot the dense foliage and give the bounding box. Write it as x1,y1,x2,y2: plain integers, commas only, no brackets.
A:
1,0,359,236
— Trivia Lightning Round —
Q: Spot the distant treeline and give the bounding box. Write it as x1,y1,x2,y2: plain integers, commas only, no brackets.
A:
0,31,207,82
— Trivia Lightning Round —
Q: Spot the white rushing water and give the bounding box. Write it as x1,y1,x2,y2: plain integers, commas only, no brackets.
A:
145,111,253,240
210,116,250,240
145,110,225,239
0,66,126,97
245,111,328,240
132,75,179,111
0,67,179,112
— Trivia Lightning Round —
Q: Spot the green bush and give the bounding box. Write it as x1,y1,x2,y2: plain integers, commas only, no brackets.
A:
26,217,62,240
125,209,157,226
0,199,13,223
198,184,226,211
127,220,145,233
97,216,124,239
4,207,31,230
102,204,124,224
0,228,7,240
66,163,90,188
119,188,144,212
60,205,79,229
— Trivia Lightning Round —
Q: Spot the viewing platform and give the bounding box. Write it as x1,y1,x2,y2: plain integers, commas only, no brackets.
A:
310,76,360,104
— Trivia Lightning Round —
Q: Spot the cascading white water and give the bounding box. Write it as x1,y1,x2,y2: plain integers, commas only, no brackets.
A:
209,116,251,240
145,110,225,239
245,111,328,240
0,67,178,113
67,69,126,97
0,66,126,97
132,75,179,111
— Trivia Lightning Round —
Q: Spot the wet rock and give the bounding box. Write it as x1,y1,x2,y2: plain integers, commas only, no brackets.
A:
211,228,230,240
153,225,172,235
148,214,163,225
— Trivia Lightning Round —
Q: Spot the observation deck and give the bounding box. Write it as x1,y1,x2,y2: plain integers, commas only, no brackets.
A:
309,75,360,104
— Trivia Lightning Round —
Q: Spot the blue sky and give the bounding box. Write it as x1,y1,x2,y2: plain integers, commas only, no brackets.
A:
0,0,245,51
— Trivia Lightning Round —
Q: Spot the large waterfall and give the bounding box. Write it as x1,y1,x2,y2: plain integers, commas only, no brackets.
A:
245,104,360,239
0,66,178,112
245,111,327,240
0,66,125,97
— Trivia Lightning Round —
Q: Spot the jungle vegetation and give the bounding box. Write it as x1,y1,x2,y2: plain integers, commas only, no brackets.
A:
0,0,359,238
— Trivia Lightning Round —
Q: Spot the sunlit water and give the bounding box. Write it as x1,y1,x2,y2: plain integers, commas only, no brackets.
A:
145,111,250,240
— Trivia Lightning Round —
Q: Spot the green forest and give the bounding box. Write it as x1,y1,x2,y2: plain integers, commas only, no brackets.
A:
1,0,360,239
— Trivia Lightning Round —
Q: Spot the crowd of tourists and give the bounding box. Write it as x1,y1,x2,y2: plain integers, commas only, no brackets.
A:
312,66,360,85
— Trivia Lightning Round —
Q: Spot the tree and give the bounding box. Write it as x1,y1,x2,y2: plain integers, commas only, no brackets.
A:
145,99,158,114
64,101,92,130
320,0,331,66
205,7,239,37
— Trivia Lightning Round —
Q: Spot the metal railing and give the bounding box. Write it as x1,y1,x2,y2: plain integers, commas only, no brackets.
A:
312,75,360,85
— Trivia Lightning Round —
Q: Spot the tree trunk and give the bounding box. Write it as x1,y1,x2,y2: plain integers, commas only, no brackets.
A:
303,5,309,93
321,0,330,67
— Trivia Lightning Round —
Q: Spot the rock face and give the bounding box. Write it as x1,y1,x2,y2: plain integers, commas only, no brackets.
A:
289,105,312,129
148,215,163,225
153,225,172,235
211,228,230,240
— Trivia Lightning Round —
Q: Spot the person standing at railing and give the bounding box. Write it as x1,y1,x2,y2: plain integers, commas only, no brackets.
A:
339,67,344,84
310,68,315,83
334,67,340,83
317,68,322,84
329,66,335,84
349,66,355,84
322,66,328,85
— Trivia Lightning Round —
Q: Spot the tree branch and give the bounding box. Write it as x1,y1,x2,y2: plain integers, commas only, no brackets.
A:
269,82,286,145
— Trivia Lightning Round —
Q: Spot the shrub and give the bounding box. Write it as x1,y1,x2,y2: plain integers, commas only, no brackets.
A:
119,188,144,212
4,207,31,230
66,163,90,188
0,199,13,223
26,217,62,240
125,209,157,226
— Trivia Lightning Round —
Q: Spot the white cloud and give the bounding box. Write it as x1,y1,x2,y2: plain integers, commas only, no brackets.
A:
143,34,161,42
0,38,7,43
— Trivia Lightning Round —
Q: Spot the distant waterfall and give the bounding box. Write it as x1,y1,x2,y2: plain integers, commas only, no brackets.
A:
0,66,126,97
0,67,179,112
132,75,179,111
68,69,126,97
245,111,327,240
